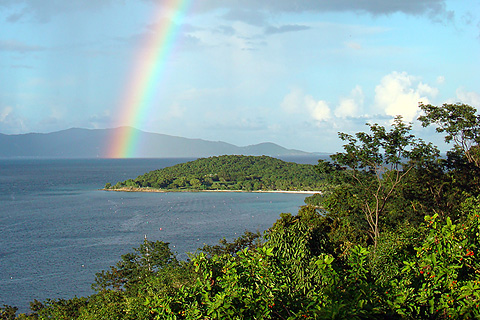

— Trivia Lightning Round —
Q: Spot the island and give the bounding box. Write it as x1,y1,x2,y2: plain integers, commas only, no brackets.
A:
104,155,327,193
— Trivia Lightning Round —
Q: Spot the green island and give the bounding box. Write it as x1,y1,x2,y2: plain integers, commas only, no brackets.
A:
104,155,327,193
4,103,480,319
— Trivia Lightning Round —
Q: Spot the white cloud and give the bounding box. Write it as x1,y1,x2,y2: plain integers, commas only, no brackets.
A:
456,88,480,107
436,75,445,84
281,88,304,113
165,103,186,119
282,73,443,127
335,85,364,118
306,96,331,122
374,71,438,122
418,82,438,97
0,106,13,122
0,106,27,133
281,88,331,122
345,41,362,50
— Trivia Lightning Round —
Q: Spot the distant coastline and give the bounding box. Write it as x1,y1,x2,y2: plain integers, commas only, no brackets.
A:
0,127,315,159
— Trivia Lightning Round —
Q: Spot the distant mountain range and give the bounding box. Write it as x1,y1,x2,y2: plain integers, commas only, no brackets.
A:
0,127,313,158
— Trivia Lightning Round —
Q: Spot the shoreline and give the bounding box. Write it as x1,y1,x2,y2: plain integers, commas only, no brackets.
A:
102,187,321,195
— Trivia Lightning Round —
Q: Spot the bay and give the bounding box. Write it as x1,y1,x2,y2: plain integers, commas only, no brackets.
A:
0,158,316,313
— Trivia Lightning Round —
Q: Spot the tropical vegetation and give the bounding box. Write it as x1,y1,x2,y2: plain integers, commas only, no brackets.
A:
105,155,327,192
3,103,480,319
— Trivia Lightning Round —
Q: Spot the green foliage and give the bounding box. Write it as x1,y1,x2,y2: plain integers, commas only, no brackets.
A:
320,183,372,249
9,198,480,319
108,155,329,192
199,230,263,258
399,157,480,223
146,248,285,319
142,206,395,319
392,103,480,222
265,206,333,295
1,305,18,320
316,245,389,319
368,224,421,287
419,103,480,167
303,192,323,207
331,116,429,171
322,116,440,248
33,297,88,320
391,197,480,318
9,103,480,319
92,238,179,292
78,290,149,320
16,239,190,320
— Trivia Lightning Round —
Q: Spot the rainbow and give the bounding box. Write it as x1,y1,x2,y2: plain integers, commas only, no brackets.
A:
107,0,192,158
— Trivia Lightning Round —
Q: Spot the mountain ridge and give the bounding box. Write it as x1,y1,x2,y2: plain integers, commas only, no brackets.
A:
0,127,313,158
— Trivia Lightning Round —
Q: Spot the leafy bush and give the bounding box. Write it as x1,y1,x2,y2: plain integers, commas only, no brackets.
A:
391,197,480,318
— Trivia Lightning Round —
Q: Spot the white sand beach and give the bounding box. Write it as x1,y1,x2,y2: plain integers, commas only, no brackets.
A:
104,187,321,194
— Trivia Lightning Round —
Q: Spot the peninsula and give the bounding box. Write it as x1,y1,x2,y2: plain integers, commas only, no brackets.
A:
104,155,326,193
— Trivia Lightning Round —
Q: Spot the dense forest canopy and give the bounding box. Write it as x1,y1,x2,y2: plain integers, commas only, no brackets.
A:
4,103,480,319
105,155,327,192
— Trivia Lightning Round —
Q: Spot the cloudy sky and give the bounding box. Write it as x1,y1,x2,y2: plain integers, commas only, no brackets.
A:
1,0,479,152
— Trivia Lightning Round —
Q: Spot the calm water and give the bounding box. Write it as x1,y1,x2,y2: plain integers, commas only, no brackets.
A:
0,158,317,312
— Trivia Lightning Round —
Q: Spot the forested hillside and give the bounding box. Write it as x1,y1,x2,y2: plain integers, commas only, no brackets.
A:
105,155,326,191
4,103,480,319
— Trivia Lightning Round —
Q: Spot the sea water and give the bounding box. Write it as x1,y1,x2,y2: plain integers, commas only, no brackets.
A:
0,158,317,313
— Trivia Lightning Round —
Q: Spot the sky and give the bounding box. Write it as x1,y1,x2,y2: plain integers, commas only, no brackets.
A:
0,0,479,153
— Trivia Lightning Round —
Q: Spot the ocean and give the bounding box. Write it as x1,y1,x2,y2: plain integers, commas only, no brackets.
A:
0,157,318,313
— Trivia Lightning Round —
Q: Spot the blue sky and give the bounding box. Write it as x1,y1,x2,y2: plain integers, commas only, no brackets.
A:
0,0,479,153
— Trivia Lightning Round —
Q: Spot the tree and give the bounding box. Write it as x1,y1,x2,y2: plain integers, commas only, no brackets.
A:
419,103,480,167
0,305,18,320
30,297,88,320
92,238,178,292
416,103,480,218
189,178,202,188
327,116,439,248
199,230,262,258
265,205,333,295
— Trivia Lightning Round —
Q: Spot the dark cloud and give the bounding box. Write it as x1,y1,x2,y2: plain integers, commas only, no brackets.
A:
115,20,203,52
0,0,453,24
221,9,267,26
240,39,267,51
461,12,474,25
478,21,480,40
0,0,114,23
6,7,29,23
179,23,203,33
214,25,236,36
178,34,203,50
265,24,311,35
195,0,451,17
10,64,34,69
0,40,44,53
